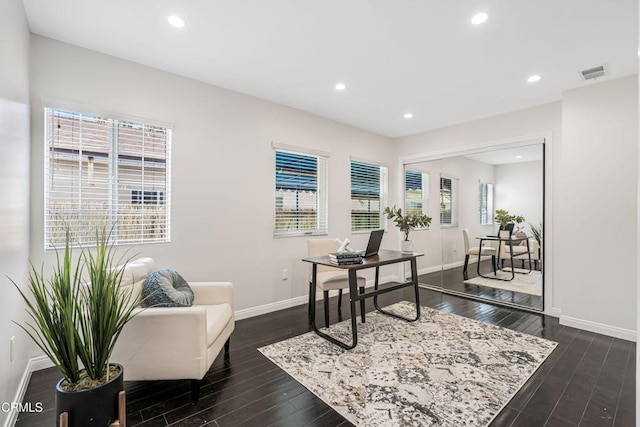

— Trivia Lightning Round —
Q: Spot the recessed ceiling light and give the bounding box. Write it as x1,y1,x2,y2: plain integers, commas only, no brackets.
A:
515,155,523,159
335,83,346,91
471,12,488,25
527,75,541,83
168,15,186,28
404,113,413,119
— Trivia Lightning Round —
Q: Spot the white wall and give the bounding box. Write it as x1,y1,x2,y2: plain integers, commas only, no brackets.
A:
28,35,396,316
0,1,31,425
557,76,637,337
440,156,496,266
494,160,543,235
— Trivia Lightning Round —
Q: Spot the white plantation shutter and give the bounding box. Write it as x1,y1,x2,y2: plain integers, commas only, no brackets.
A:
479,182,494,225
274,148,328,236
44,108,171,248
351,160,388,231
439,175,458,227
405,170,428,217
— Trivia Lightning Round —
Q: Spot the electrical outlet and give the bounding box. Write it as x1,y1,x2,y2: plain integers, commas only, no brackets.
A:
10,336,15,362
281,269,289,280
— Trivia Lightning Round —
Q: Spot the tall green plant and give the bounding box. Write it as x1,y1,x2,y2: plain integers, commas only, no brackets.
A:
76,228,137,383
529,221,543,244
384,205,432,241
13,226,139,389
12,230,84,384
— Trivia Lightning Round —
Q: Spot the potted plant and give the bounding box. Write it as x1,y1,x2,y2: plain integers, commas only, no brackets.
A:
384,205,432,253
494,209,525,233
12,228,137,426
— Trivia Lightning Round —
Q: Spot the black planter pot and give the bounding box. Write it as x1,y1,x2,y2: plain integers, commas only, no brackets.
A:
55,364,124,427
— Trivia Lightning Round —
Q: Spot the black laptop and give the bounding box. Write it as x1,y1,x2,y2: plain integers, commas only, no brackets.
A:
363,229,384,258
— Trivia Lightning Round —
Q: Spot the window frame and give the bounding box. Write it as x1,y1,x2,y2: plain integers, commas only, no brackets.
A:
44,107,172,249
350,158,388,233
273,145,329,237
439,175,458,228
479,182,494,225
404,169,429,217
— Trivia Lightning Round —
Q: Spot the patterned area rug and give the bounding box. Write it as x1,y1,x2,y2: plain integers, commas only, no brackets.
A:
464,270,542,296
259,302,556,426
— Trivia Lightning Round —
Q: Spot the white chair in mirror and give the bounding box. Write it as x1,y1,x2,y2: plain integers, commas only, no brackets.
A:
462,229,497,280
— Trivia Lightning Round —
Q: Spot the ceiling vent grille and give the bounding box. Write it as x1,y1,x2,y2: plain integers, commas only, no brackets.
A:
580,65,606,81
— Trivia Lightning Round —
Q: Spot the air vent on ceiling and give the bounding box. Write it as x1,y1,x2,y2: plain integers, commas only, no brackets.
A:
579,65,606,81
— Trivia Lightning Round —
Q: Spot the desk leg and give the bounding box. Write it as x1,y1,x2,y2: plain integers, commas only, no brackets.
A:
309,266,358,350
374,260,420,322
309,264,317,327
478,239,518,281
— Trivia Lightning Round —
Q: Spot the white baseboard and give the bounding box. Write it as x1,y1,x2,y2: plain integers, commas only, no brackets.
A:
549,308,561,318
234,295,308,321
412,261,466,278
4,355,53,427
560,315,636,342
234,275,397,321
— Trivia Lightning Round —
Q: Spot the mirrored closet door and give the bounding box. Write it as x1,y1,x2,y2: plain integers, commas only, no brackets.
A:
404,141,544,311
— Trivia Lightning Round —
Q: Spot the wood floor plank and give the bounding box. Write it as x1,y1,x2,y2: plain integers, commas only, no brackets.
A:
14,288,635,427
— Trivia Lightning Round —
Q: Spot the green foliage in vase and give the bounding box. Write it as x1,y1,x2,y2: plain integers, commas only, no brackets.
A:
494,209,525,229
384,205,432,241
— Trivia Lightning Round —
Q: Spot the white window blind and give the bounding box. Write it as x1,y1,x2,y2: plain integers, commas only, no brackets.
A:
405,170,429,217
274,149,328,236
439,175,458,227
479,182,494,225
44,108,171,248
351,160,388,231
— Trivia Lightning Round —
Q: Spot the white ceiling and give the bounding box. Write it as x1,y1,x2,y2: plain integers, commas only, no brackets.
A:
22,0,638,138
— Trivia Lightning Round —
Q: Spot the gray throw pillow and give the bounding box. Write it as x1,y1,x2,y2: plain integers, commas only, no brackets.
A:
141,269,194,307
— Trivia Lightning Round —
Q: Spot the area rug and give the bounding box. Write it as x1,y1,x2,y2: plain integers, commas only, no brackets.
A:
258,301,556,426
463,270,542,296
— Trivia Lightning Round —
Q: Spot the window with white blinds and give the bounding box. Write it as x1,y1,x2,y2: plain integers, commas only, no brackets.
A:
439,175,458,227
351,160,388,231
44,108,171,248
479,182,494,225
405,170,429,217
274,149,328,236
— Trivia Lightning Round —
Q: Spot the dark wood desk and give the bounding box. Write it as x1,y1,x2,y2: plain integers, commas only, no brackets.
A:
476,235,531,281
302,249,423,349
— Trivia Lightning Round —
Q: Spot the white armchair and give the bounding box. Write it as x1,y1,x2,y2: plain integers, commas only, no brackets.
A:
110,258,235,404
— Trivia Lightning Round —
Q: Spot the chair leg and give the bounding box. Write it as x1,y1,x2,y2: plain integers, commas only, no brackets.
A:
338,289,343,310
463,255,470,280
191,379,201,405
323,291,330,328
224,337,230,355
492,256,497,275
359,286,365,324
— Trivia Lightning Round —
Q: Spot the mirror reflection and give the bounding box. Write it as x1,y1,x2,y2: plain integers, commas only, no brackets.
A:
404,142,544,311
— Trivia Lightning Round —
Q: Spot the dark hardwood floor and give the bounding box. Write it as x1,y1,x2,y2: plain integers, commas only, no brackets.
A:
16,288,634,426
419,259,543,310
